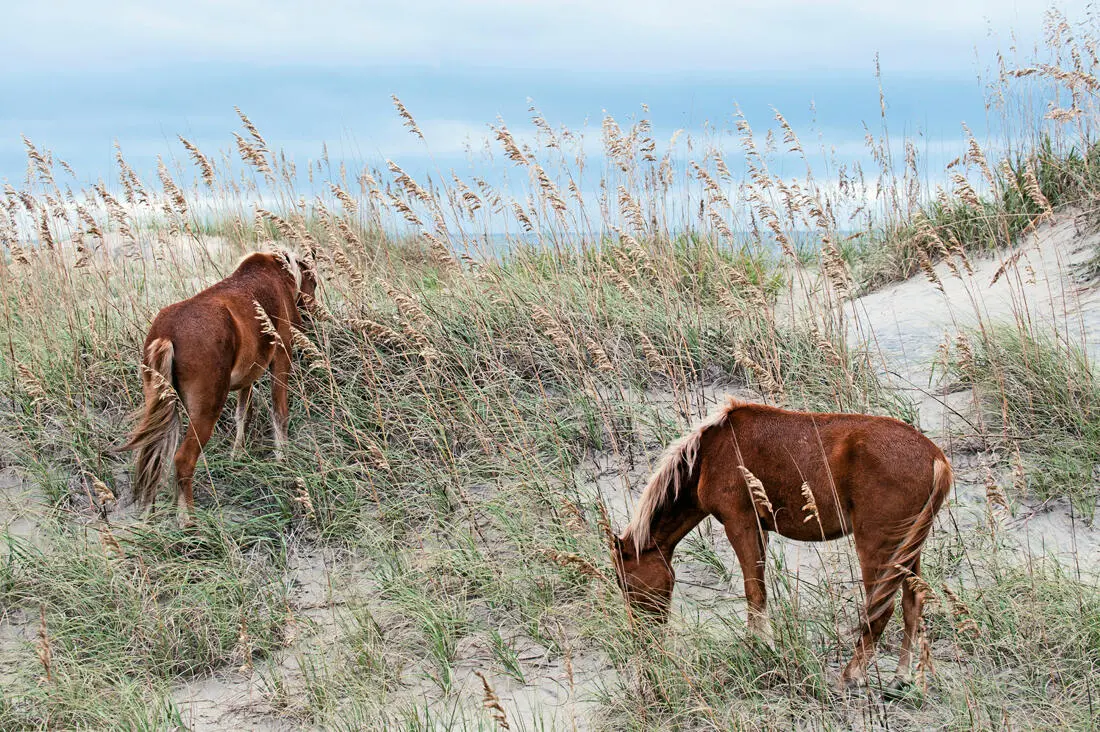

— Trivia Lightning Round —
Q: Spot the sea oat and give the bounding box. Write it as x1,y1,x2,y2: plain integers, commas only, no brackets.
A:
92,477,116,509
253,301,284,349
942,585,980,637
291,327,328,371
984,467,1011,515
389,194,424,228
294,477,316,521
585,337,615,373
734,347,783,396
540,549,604,581
950,173,982,210
511,201,534,233
234,617,254,676
348,318,404,346
918,248,945,293
99,524,124,559
387,160,432,204
493,123,527,165
989,248,1027,286
799,482,820,524
157,158,189,218
638,332,666,371
474,671,511,730
1023,158,1053,215
962,123,996,188
739,466,773,520
900,568,936,606
36,606,51,683
365,441,391,472
532,305,577,361
179,136,216,186
329,182,359,216
916,632,934,690
617,186,647,231
391,95,424,140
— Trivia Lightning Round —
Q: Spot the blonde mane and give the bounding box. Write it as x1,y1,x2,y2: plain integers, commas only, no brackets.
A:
624,397,742,552
274,249,304,293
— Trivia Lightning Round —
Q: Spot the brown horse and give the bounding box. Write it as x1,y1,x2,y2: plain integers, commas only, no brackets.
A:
612,397,952,693
121,249,318,523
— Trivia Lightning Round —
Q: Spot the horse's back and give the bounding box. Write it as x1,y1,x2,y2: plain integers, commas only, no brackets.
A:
146,265,293,394
713,404,946,538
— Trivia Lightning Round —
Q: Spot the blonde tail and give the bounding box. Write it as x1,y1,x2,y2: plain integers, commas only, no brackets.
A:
119,339,179,509
865,456,953,627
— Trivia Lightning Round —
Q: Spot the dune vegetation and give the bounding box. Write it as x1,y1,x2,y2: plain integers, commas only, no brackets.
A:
2,8,1100,730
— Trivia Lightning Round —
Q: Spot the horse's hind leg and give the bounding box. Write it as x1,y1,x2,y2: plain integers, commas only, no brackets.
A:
174,387,228,526
889,557,923,693
722,520,771,640
842,534,902,690
232,383,254,455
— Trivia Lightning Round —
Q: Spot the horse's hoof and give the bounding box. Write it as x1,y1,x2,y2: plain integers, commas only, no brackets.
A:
840,675,868,694
883,677,914,701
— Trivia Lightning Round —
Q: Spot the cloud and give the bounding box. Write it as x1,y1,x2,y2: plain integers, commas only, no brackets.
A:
3,0,1088,74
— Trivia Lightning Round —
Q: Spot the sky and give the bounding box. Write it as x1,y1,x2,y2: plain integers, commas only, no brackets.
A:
0,1,1090,189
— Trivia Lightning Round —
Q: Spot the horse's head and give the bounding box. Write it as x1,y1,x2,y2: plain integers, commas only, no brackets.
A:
612,534,674,623
276,250,320,316
296,255,319,314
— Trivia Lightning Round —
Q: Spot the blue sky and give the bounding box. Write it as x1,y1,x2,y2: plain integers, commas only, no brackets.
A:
0,1,1088,188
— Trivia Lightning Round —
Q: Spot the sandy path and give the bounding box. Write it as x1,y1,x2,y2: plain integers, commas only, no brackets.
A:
849,213,1100,388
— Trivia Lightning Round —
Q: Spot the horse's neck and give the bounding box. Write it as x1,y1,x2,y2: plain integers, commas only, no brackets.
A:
648,497,707,554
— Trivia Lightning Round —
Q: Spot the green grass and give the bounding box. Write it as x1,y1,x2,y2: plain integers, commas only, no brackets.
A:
854,136,1100,291
952,324,1100,511
0,521,288,728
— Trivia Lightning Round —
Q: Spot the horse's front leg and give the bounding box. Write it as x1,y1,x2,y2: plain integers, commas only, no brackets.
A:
723,519,771,641
232,382,254,456
270,348,291,461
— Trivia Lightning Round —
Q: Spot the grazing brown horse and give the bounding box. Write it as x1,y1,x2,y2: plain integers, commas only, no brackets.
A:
121,249,317,523
613,397,952,693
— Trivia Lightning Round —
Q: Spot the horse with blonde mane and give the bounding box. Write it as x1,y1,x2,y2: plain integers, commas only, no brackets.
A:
121,249,318,524
612,397,952,693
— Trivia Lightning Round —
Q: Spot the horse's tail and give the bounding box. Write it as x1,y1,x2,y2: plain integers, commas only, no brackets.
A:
623,399,741,552
119,338,180,509
865,454,953,627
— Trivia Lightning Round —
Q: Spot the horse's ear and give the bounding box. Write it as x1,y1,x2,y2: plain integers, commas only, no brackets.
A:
611,533,628,557
301,251,318,275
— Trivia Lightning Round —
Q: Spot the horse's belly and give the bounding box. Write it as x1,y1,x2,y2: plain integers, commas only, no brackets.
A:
229,349,272,390
772,501,851,542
